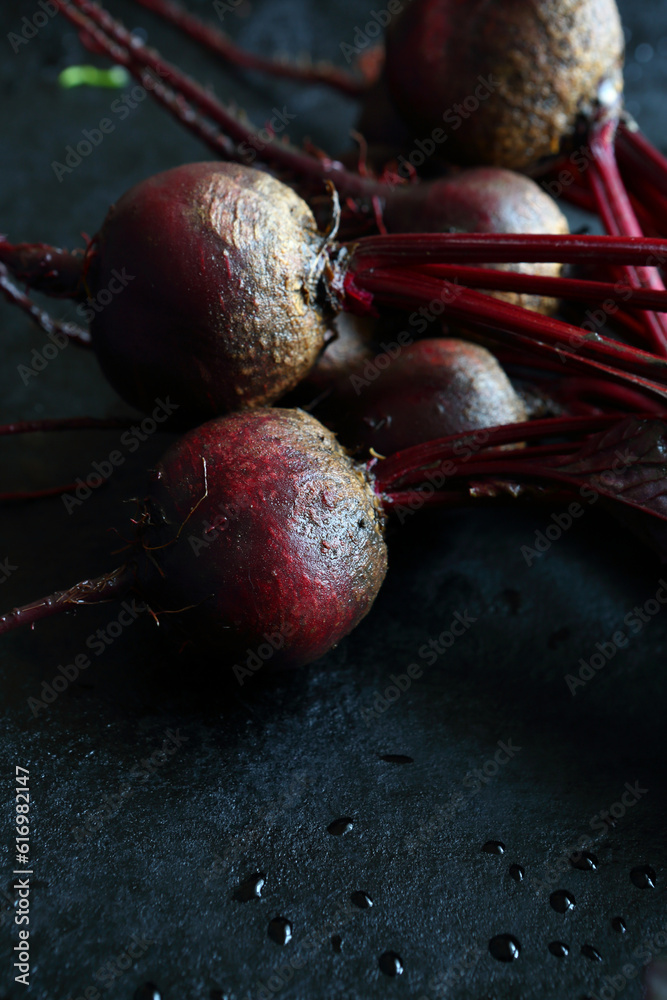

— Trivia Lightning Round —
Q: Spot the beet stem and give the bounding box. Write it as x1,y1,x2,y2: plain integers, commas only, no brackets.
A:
0,263,90,348
0,417,132,435
131,0,370,97
588,120,667,355
541,376,666,415
410,263,667,312
54,2,240,163
0,239,85,297
56,0,384,202
350,232,667,267
0,483,82,503
618,123,667,200
351,268,667,395
373,414,635,491
617,152,667,236
0,565,134,636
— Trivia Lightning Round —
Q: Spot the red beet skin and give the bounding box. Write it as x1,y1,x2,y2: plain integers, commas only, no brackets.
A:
384,0,624,172
384,168,569,312
322,339,527,455
136,408,388,669
88,162,329,421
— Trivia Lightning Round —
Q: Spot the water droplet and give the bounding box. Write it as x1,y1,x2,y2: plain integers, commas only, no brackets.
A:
570,851,598,871
331,934,342,953
327,817,353,836
548,941,570,958
489,934,521,962
482,841,505,855
379,754,414,764
234,873,265,902
268,917,292,946
134,985,162,1000
379,952,403,976
581,944,603,963
351,891,373,909
611,916,627,934
509,864,524,882
550,890,576,914
630,865,656,889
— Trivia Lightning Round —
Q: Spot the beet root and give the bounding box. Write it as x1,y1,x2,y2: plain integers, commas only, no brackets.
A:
88,162,330,421
320,339,527,455
384,0,624,172
136,408,388,669
383,167,569,313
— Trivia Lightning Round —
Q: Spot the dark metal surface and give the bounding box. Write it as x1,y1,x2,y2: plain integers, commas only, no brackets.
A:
1,2,667,998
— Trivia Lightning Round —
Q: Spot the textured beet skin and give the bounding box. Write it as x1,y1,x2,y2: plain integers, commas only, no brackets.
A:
384,0,624,172
384,167,569,313
88,163,328,422
136,408,388,669
324,339,527,455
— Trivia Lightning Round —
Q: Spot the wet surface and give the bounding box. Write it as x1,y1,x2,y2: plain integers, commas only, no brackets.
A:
1,2,667,999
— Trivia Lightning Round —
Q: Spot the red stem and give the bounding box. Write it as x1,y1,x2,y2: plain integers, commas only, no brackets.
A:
0,483,82,503
0,264,91,348
350,232,667,268
63,7,241,163
0,240,85,298
373,414,622,491
547,377,666,415
617,123,667,201
55,0,384,204
350,268,667,396
410,263,667,312
0,565,134,636
132,0,370,98
0,417,132,435
588,120,667,355
617,157,667,237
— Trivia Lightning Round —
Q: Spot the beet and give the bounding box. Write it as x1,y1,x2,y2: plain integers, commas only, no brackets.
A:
135,408,387,666
286,313,377,405
67,0,667,340
50,0,667,355
3,409,667,666
5,152,667,420
319,339,528,454
383,168,569,313
383,0,624,173
88,162,329,419
0,409,387,670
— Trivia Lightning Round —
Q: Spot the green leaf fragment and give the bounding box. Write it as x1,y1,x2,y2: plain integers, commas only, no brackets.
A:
58,65,130,89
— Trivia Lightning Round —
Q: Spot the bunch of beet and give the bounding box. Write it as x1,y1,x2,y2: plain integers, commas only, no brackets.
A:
83,0,667,352
3,0,667,671
2,408,667,672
